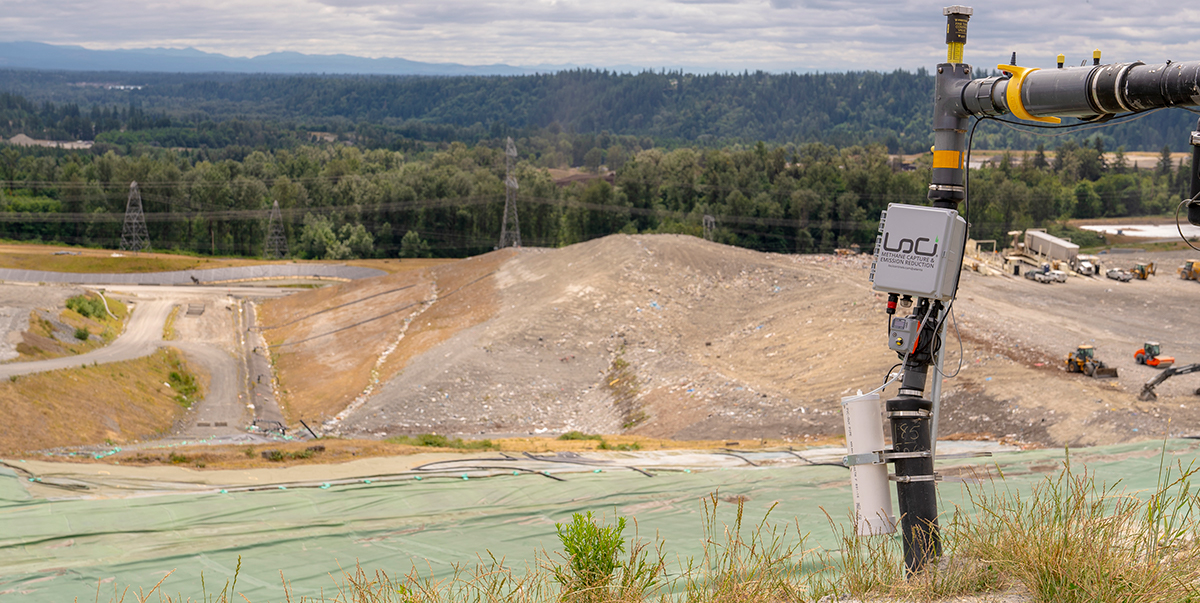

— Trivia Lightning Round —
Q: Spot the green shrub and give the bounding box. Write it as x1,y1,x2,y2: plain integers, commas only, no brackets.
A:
168,369,199,407
598,440,641,451
559,431,603,441
552,512,664,603
73,327,89,341
66,294,106,320
385,433,495,450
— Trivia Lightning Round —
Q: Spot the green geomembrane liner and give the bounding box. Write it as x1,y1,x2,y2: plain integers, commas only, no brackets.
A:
1,440,1196,601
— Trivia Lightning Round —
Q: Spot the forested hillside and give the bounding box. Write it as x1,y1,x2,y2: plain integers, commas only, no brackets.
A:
0,136,1187,259
2,69,1198,153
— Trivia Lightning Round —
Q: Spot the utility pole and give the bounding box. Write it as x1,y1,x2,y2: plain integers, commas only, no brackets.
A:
498,137,521,248
119,181,150,253
264,200,288,259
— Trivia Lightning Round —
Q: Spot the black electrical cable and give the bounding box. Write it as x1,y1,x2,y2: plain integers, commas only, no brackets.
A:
1177,196,1200,252
883,363,902,385
783,447,850,468
521,452,654,478
716,449,759,467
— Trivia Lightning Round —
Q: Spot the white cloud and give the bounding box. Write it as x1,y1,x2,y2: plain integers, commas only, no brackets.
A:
1,0,1198,71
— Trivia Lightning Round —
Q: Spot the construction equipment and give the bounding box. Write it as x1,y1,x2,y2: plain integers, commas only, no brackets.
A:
1135,342,1175,368
1065,345,1119,378
1130,262,1156,279
1138,363,1200,401
1106,268,1134,282
1071,254,1099,276
1180,260,1200,281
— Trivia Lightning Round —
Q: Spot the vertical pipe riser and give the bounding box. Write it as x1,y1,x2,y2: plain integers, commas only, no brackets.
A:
888,395,939,574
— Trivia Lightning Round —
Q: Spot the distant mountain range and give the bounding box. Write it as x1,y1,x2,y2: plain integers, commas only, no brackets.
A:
0,41,545,76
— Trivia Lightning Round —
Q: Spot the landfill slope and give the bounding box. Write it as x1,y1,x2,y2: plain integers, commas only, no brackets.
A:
266,234,1200,447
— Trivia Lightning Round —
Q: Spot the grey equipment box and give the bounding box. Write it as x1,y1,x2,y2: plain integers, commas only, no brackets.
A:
869,203,967,301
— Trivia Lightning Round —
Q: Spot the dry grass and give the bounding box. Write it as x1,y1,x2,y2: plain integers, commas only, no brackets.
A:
14,434,840,469
0,241,456,275
0,347,203,454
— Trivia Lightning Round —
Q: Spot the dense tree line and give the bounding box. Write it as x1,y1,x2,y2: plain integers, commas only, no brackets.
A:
3,70,1199,153
0,133,1189,258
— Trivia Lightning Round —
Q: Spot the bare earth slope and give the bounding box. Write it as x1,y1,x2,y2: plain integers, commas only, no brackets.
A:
264,235,1200,448
331,234,897,440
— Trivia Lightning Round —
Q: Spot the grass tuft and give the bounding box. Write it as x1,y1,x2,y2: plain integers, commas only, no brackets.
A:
385,433,496,450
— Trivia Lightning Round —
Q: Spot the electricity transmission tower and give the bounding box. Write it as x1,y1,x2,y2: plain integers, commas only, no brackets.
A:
264,200,288,259
498,137,521,248
703,215,715,241
119,181,150,252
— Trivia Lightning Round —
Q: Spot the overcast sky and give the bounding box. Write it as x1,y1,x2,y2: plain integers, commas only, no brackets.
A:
5,0,1200,72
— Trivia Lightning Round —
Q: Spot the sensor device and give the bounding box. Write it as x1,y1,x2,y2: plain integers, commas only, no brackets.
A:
888,316,921,354
869,204,967,301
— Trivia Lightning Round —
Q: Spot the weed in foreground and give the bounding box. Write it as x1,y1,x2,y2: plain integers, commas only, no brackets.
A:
955,450,1200,603
681,493,820,603
549,511,665,603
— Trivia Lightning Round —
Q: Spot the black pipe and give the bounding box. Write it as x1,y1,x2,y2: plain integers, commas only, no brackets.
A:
887,394,939,575
960,60,1200,120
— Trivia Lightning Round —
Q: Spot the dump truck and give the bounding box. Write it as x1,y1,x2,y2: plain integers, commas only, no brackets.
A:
1071,254,1100,276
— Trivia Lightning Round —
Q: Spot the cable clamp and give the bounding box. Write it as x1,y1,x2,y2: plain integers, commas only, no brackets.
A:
889,473,940,483
842,449,931,467
886,409,932,419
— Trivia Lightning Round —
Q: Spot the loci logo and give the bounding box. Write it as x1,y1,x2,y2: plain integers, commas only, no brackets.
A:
882,232,939,257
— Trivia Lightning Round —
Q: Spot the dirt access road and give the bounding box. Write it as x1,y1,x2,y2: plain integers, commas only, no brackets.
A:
263,234,1200,449
0,283,297,441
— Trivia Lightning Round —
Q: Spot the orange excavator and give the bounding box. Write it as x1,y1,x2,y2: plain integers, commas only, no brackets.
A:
1134,342,1175,368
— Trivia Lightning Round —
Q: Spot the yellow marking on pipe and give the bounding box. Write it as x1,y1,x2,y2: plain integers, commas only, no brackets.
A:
932,150,962,169
997,64,1062,124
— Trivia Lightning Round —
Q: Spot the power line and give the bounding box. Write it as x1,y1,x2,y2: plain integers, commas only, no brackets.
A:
264,199,288,259
118,181,150,252
498,137,521,248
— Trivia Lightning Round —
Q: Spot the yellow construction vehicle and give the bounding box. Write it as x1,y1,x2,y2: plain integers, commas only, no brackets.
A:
1065,345,1119,378
1180,260,1200,280
1131,262,1156,279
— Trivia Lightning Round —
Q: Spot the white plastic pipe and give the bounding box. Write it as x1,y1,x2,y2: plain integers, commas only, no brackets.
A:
841,392,896,536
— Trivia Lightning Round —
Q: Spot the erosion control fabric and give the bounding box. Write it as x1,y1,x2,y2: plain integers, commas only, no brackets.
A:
0,440,1195,601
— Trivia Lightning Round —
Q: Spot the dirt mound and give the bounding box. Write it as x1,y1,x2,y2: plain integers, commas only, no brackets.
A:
263,235,1200,448
327,234,896,440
